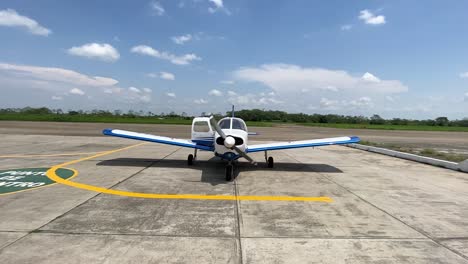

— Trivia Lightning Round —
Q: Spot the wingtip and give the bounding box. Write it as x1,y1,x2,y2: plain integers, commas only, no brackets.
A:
350,136,361,143
102,128,113,135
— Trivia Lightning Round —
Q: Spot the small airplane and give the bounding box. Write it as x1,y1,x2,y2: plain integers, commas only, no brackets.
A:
103,107,360,181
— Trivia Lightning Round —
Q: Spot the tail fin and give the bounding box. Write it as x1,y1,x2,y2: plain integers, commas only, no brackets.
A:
231,105,235,117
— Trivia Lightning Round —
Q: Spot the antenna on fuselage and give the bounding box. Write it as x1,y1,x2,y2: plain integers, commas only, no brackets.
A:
231,105,235,117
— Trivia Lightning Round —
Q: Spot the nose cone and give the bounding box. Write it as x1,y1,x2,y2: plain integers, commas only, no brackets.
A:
224,136,235,148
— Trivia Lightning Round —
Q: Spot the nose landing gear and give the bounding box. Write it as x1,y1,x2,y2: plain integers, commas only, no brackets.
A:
225,162,234,181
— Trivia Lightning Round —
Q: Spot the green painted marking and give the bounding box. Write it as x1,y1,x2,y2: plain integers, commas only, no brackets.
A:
0,168,74,195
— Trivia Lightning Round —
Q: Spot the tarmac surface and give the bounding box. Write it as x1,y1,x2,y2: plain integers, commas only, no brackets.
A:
0,123,468,263
1,120,468,153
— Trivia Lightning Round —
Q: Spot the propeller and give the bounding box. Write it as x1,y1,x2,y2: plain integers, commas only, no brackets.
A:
209,116,257,165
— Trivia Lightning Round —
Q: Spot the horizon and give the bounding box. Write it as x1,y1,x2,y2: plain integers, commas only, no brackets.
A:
1,1,467,119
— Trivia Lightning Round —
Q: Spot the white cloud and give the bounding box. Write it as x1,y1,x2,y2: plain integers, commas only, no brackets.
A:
319,97,373,110
0,63,119,87
69,88,85,96
129,87,141,93
220,80,234,85
208,89,223,96
67,43,120,62
359,10,386,25
361,72,381,83
208,0,230,15
131,45,201,65
171,34,192,45
166,92,176,98
0,9,51,36
341,24,352,31
349,97,373,107
233,64,407,94
194,98,208,104
143,88,152,93
464,92,468,101
320,98,339,109
459,72,468,78
150,1,165,16
159,71,175,80
226,92,282,106
51,96,63,100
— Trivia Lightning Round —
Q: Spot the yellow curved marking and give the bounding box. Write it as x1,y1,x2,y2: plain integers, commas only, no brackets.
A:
0,152,105,158
46,142,332,202
0,167,78,196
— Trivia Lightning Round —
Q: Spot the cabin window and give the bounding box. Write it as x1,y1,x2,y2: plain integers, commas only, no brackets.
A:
193,121,210,132
232,119,246,131
219,119,231,129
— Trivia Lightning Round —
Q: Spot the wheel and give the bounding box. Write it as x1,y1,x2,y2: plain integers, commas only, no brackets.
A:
225,165,234,181
187,154,194,166
267,157,274,168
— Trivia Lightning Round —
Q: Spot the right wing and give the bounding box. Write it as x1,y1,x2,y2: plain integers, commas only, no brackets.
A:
103,129,214,151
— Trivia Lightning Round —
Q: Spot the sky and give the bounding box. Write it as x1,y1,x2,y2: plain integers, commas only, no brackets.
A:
0,0,467,119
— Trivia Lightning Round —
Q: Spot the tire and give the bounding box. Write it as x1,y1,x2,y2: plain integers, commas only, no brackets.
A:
267,157,274,168
188,154,194,166
225,165,233,181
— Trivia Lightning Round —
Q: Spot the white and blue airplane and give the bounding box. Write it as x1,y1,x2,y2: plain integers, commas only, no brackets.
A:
103,110,360,181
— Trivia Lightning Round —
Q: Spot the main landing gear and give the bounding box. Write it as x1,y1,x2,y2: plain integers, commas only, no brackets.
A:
187,149,197,166
265,151,274,168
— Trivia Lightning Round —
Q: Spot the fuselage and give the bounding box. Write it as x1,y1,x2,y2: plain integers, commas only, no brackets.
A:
190,116,249,161
213,117,248,160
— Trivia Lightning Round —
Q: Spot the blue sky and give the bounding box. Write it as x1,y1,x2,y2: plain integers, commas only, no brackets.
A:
0,0,467,119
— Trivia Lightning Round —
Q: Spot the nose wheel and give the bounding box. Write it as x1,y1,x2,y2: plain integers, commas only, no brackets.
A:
225,163,234,181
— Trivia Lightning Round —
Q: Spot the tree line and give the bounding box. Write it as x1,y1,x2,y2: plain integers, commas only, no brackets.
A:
1,107,467,127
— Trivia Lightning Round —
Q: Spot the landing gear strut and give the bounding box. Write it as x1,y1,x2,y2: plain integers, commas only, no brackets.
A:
265,151,274,168
225,162,234,181
187,149,197,166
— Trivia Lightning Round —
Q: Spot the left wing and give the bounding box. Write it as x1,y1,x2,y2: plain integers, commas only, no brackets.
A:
103,129,214,151
247,136,360,153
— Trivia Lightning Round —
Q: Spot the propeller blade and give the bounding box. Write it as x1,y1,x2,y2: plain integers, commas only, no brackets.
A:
233,146,257,165
210,116,256,165
209,116,227,139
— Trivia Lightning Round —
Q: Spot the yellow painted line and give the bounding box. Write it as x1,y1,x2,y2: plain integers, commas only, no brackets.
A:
0,167,78,196
0,152,106,158
46,142,332,202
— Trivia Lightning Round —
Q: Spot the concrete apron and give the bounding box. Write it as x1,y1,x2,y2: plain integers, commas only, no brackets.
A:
348,143,468,173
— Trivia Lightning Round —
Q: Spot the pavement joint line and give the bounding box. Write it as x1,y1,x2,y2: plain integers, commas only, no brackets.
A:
234,171,244,264
0,233,30,252
27,230,237,239
0,148,179,253
45,142,334,202
3,230,441,241
0,152,107,158
318,171,468,261
283,151,468,261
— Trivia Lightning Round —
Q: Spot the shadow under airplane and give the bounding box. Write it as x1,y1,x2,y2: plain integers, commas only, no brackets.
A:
97,157,342,186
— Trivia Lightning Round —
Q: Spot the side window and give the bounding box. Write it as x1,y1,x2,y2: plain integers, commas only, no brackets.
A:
219,119,231,129
193,121,210,132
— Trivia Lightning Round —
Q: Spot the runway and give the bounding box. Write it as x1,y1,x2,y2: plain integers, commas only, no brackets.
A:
0,131,468,263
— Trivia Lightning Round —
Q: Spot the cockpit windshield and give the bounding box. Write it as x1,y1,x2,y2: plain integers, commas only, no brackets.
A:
232,119,246,131
219,119,231,129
